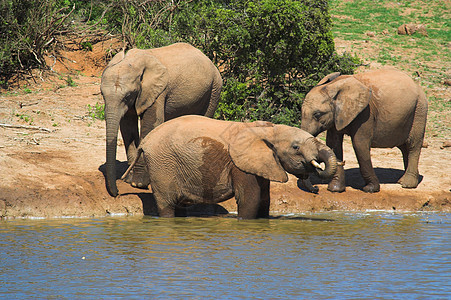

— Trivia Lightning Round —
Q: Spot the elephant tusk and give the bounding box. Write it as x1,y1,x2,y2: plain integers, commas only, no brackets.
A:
311,160,325,171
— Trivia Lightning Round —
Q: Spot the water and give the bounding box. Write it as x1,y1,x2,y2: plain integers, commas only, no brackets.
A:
0,212,449,299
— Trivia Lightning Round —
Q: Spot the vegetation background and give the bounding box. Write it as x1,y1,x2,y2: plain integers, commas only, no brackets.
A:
0,0,449,136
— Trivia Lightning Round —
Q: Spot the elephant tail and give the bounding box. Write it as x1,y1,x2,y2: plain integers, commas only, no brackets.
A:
204,69,223,118
120,148,144,181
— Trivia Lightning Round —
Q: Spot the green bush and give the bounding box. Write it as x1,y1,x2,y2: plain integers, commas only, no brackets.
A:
87,102,105,121
0,1,74,85
0,0,106,86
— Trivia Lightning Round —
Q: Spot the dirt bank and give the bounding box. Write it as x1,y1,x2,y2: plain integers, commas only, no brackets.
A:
0,40,449,219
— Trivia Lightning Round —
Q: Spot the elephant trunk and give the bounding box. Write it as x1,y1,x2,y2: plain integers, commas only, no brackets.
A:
314,140,337,179
105,110,121,197
301,138,337,179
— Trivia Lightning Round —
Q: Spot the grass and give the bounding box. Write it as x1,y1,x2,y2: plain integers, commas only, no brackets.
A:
65,76,77,87
14,112,33,125
330,0,450,139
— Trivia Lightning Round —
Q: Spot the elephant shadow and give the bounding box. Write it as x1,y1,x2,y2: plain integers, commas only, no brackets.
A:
304,167,423,191
99,161,229,217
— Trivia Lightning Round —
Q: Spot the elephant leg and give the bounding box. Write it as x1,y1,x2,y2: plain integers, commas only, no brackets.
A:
397,98,426,189
398,143,409,170
256,177,270,218
129,98,165,189
300,178,319,194
397,142,421,188
119,108,139,184
326,129,346,192
351,133,380,193
154,195,176,218
232,168,265,219
151,185,176,217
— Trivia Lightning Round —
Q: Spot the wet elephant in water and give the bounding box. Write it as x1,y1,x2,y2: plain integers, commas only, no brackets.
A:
121,115,337,219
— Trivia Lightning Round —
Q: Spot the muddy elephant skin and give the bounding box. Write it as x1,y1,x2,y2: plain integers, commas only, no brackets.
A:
122,115,337,219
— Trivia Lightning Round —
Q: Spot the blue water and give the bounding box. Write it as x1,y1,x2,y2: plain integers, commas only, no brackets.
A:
0,213,450,299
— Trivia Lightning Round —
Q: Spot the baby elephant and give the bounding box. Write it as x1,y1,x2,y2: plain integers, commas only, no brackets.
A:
122,115,337,219
301,68,428,193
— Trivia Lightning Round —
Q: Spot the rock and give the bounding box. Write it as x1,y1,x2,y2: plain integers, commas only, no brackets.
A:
366,31,376,37
406,24,418,35
397,24,409,35
416,24,428,36
381,29,389,35
397,24,428,36
440,140,451,149
422,141,428,148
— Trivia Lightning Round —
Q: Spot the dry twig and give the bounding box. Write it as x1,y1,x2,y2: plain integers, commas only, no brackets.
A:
0,123,53,133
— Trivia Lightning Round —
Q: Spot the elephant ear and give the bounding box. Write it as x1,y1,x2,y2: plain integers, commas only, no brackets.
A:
316,72,341,86
229,126,288,183
135,53,168,116
325,77,372,131
106,50,125,68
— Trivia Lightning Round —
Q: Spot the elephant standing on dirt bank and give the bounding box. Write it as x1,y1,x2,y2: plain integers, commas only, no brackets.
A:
121,115,337,219
101,43,223,197
301,68,428,193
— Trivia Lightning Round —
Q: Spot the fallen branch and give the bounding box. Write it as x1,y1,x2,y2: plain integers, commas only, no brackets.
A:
19,101,40,108
0,123,53,133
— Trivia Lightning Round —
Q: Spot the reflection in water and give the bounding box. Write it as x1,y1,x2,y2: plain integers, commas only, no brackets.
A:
0,213,449,299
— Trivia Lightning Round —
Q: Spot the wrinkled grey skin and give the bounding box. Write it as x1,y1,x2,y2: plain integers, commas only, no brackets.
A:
101,43,222,196
301,69,428,193
122,115,337,219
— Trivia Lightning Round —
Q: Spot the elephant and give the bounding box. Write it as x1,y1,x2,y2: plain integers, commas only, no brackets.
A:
101,42,223,197
301,68,428,193
121,115,337,219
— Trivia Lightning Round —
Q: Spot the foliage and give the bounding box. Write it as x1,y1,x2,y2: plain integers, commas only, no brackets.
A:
65,75,77,87
14,112,33,125
0,0,76,85
87,102,105,121
103,0,360,125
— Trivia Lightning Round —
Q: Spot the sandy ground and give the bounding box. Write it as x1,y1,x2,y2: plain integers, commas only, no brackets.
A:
0,39,450,219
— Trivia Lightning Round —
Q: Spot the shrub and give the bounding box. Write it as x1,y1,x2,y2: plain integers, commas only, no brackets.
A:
0,0,109,86
87,102,105,121
0,0,77,85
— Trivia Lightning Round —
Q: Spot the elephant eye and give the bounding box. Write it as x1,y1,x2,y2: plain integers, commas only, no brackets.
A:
292,144,299,151
313,111,323,121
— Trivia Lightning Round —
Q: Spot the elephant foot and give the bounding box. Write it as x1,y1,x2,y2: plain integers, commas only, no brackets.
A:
398,173,419,189
300,178,319,194
362,182,380,193
130,176,150,189
131,181,149,189
327,165,345,193
327,181,345,193
125,170,150,189
122,171,134,184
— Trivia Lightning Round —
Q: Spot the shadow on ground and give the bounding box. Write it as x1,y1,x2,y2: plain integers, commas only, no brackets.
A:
302,167,423,192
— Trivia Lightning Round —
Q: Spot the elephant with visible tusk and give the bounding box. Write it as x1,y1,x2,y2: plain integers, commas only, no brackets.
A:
301,68,428,193
121,115,337,219
101,43,222,197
